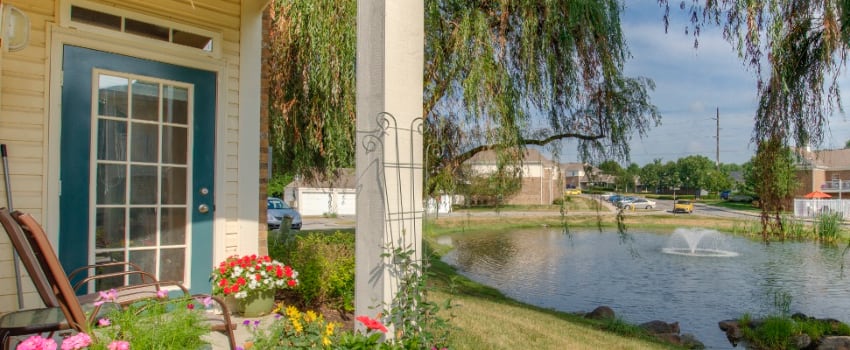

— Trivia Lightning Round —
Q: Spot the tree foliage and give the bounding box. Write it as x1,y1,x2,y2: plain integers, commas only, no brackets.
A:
266,0,357,179
266,1,662,190
424,0,661,196
659,0,848,238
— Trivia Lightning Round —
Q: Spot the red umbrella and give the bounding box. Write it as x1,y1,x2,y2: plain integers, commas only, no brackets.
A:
803,190,832,199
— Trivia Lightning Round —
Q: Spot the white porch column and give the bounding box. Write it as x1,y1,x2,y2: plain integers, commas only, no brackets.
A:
355,0,424,333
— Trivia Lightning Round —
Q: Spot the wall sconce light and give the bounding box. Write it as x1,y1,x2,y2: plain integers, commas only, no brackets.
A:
0,4,30,52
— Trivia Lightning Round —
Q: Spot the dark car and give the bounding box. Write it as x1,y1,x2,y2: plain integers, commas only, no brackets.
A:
267,197,302,230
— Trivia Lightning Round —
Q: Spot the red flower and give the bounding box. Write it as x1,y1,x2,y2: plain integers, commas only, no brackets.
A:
284,266,293,278
219,279,229,287
255,273,262,281
236,277,246,286
287,279,297,287
187,303,195,310
356,315,388,333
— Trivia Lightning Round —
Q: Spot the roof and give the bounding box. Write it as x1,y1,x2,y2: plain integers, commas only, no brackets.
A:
286,169,357,189
466,148,560,167
797,148,850,169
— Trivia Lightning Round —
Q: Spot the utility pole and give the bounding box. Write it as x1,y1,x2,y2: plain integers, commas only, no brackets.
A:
713,107,720,169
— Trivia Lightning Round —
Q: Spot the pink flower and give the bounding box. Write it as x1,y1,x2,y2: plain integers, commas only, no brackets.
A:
60,333,91,350
16,335,57,350
94,288,118,307
98,318,111,327
197,295,214,308
107,340,130,350
156,290,168,299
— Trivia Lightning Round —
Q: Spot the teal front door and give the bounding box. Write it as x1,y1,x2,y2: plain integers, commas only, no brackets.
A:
60,45,216,293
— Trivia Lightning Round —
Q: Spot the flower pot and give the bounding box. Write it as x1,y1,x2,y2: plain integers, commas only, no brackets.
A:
225,290,276,317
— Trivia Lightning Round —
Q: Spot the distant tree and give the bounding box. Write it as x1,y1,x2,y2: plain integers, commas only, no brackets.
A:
744,140,799,240
845,139,850,149
639,159,664,193
598,160,624,176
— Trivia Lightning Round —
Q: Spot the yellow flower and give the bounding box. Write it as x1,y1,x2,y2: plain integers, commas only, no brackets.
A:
286,305,301,320
292,319,303,333
322,336,332,346
325,322,335,336
272,302,284,314
305,310,318,322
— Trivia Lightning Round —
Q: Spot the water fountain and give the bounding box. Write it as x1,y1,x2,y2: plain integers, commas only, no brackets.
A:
662,228,739,257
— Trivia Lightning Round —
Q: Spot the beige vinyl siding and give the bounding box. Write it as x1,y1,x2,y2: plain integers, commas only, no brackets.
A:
0,0,257,312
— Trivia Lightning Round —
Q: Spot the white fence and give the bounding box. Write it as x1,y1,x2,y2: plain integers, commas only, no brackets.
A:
793,199,850,218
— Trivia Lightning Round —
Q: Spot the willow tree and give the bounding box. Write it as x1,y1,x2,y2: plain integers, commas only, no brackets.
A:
423,1,660,196
267,1,661,191
266,0,357,178
659,0,850,239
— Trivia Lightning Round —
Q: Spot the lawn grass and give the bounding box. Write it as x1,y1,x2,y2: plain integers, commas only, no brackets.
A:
423,213,692,350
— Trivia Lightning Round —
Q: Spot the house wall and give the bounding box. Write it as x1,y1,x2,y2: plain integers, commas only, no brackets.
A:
505,166,562,205
0,0,266,312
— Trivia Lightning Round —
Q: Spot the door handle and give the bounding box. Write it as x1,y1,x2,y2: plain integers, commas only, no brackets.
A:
198,204,210,214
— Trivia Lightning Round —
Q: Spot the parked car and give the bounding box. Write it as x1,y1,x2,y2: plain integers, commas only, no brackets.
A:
615,196,637,208
720,190,731,200
624,198,656,210
565,188,582,195
608,194,622,203
673,200,694,213
600,192,616,201
267,197,302,230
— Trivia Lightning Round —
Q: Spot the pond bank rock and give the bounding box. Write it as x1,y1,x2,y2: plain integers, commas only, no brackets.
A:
818,336,850,350
584,306,615,320
640,320,704,349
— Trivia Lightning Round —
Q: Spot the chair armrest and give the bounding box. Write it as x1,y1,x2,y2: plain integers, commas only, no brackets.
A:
68,261,153,284
72,270,160,293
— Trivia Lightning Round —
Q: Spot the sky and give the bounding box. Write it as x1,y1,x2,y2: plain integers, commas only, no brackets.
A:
556,1,850,166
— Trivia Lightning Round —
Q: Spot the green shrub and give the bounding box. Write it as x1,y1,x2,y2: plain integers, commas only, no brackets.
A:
816,212,843,243
743,316,795,349
269,231,355,311
780,214,809,240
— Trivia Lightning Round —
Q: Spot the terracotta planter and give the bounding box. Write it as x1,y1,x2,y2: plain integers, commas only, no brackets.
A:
225,290,276,317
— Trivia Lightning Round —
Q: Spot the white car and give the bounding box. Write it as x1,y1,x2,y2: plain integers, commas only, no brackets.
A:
624,198,656,210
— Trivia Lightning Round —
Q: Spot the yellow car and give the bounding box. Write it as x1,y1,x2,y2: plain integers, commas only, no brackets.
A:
565,188,582,195
673,200,694,213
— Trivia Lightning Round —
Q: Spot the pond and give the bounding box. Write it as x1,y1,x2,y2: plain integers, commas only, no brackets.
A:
440,228,850,349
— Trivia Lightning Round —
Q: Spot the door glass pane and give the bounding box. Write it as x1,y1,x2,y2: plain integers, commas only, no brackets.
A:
96,120,127,161
130,165,158,204
91,71,193,290
162,86,188,125
131,80,160,121
129,207,157,247
128,250,156,285
95,208,125,249
98,75,128,118
130,123,159,162
161,167,187,205
162,126,187,164
160,208,186,245
96,164,126,205
94,251,126,291
160,248,185,282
